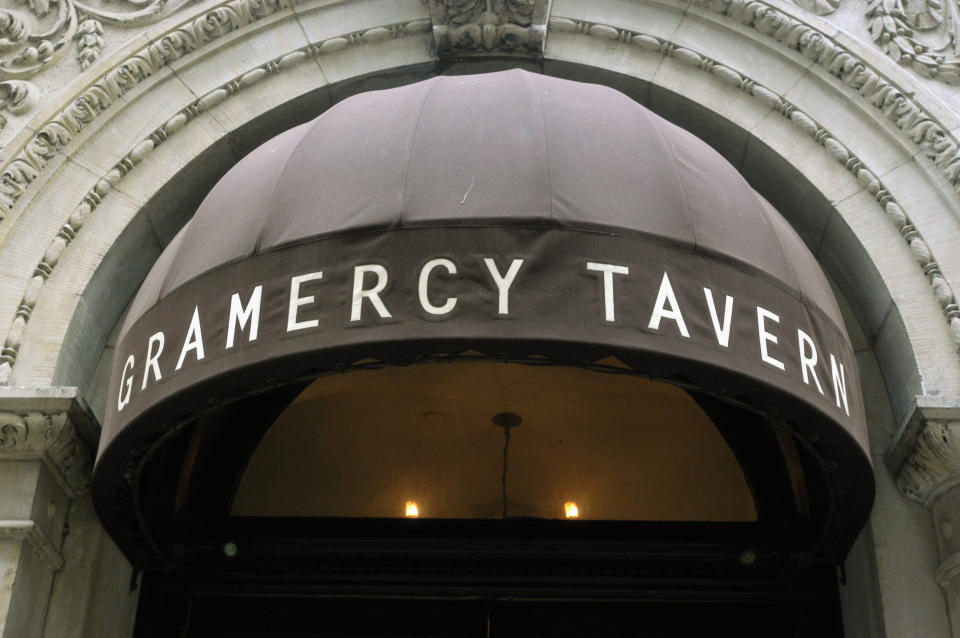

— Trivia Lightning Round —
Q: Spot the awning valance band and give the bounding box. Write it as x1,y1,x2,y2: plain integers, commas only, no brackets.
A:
106,226,862,440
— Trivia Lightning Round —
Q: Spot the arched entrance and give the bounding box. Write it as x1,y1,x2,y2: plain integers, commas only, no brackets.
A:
0,2,957,637
94,70,871,637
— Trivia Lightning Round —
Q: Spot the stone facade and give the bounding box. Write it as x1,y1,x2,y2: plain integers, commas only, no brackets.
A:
0,0,958,635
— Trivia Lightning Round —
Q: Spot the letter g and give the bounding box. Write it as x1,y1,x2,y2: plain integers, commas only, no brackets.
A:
117,354,135,411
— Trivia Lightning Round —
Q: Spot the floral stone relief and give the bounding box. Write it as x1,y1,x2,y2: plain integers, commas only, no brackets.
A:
1,0,959,151
865,0,960,84
0,0,197,146
789,0,960,86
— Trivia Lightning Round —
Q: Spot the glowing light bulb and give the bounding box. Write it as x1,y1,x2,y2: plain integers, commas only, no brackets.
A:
405,500,420,518
564,501,579,519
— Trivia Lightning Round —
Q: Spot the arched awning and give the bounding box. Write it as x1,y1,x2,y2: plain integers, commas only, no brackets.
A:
94,70,873,564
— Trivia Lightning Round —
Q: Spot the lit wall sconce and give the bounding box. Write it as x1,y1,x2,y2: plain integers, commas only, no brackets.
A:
405,500,420,518
564,502,579,519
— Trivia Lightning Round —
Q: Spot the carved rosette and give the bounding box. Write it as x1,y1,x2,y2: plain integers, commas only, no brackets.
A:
0,409,92,496
428,0,550,56
897,420,960,505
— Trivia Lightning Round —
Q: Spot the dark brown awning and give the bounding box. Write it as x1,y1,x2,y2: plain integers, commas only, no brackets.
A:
94,70,873,562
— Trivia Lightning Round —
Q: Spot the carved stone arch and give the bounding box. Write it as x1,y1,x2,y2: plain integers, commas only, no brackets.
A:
0,0,950,514
0,0,950,424
0,1,959,635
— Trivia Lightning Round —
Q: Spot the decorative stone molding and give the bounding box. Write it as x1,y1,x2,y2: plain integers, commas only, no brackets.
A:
0,81,37,130
0,16,433,385
889,397,960,505
0,0,956,209
4,0,960,218
0,0,195,99
790,0,960,86
0,519,63,572
75,16,105,72
549,17,960,353
935,549,960,587
0,387,97,499
0,0,292,215
897,419,960,504
864,0,960,85
0,1,958,390
791,0,839,16
427,0,550,56
691,0,960,197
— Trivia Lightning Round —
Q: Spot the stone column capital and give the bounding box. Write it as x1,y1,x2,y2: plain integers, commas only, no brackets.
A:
888,396,960,506
0,387,97,499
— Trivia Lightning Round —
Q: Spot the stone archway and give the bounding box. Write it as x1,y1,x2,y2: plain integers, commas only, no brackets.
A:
0,1,958,637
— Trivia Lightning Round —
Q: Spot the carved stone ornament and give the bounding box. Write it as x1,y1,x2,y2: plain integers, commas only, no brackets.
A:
784,0,960,84
791,0,840,16
863,0,960,84
935,549,960,587
427,0,550,56
890,399,960,505
0,0,194,130
0,410,92,496
0,388,96,498
0,0,193,78
896,419,960,504
0,0,959,395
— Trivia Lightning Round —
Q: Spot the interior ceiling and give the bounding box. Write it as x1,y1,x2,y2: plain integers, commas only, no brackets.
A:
232,361,757,522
